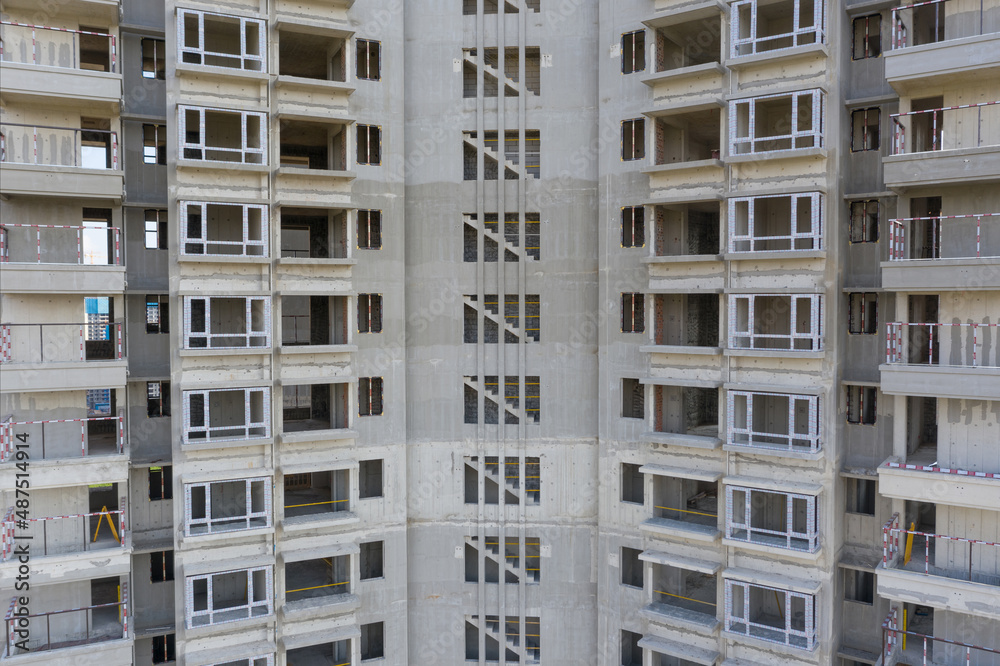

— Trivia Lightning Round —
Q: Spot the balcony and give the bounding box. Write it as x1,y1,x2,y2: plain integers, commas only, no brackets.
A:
182,387,271,446
1,501,125,561
885,101,1000,187
726,390,822,456
879,515,1000,619
884,213,1000,289
648,384,721,448
181,296,271,351
723,579,817,651
0,413,124,463
0,122,122,199
283,554,356,616
184,477,272,537
643,107,723,193
641,469,720,541
729,0,827,62
728,90,826,163
724,484,819,552
0,224,124,292
0,322,126,391
178,107,267,168
644,557,719,633
275,26,353,117
727,192,824,257
282,469,351,526
878,456,1000,511
649,201,721,261
882,321,1000,399
727,294,824,355
886,0,1000,91
646,294,720,352
179,202,269,259
0,22,121,104
642,9,725,97
3,582,130,660
281,382,351,441
185,566,273,629
177,9,266,75
881,609,1000,664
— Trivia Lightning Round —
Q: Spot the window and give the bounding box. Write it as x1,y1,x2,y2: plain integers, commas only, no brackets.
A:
726,486,820,552
846,477,876,515
146,295,169,334
621,463,644,504
724,579,818,650
358,125,382,165
150,550,174,582
186,566,273,628
728,390,822,453
142,38,166,79
730,90,825,155
185,477,271,535
360,459,384,498
847,385,877,425
361,541,384,580
728,193,823,253
622,379,644,419
848,293,878,334
183,296,271,349
622,30,645,73
361,622,385,660
357,39,381,80
621,547,643,588
181,201,268,257
729,294,824,351
179,106,266,164
844,569,874,604
359,377,384,416
853,14,882,59
149,466,172,500
851,108,880,151
183,387,271,442
178,10,265,72
358,210,383,249
621,293,645,333
731,0,825,58
622,119,645,161
152,634,175,664
849,200,879,243
621,206,644,248
143,124,167,165
147,381,171,418
145,209,167,250
358,294,383,333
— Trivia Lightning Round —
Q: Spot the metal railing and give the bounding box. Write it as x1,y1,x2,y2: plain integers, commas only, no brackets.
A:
5,584,127,656
1,502,126,560
891,0,998,49
883,514,1000,585
889,213,1000,260
0,413,125,462
891,100,1000,155
0,21,117,72
0,122,119,169
0,322,123,364
882,458,1000,479
886,321,1000,367
882,607,1000,665
0,223,121,265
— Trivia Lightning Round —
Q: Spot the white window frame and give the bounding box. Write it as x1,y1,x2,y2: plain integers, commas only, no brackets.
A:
728,193,823,253
182,387,271,443
730,0,826,58
185,565,273,628
180,201,269,257
184,477,272,536
725,485,819,551
182,296,271,349
729,90,825,156
727,390,821,453
724,579,817,650
728,294,823,351
178,106,267,165
177,9,266,72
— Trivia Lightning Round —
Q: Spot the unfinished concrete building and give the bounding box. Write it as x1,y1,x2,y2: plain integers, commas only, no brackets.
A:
0,0,997,665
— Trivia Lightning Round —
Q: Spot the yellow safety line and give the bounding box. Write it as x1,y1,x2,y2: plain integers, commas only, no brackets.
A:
286,581,349,594
654,505,716,518
655,590,717,607
285,499,348,508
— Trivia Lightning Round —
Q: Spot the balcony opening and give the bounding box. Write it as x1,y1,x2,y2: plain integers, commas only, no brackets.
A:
279,119,347,171
652,294,720,347
728,390,821,452
179,10,264,71
906,294,939,363
727,486,819,551
181,107,264,164
183,387,270,443
906,196,943,259
4,578,126,653
730,294,823,351
653,385,719,438
285,555,350,603
621,547,643,588
181,202,267,257
905,396,938,465
729,193,823,252
621,463,645,503
280,208,348,259
621,630,643,666
79,27,111,72
278,30,346,82
187,567,272,627
81,117,113,169
653,202,720,256
283,469,350,518
655,17,722,71
281,296,349,346
731,90,824,155
725,580,817,649
654,109,721,165
910,2,946,46
18,484,122,555
651,563,718,619
282,383,349,432
185,477,271,536
622,379,645,419
287,640,350,665
905,500,937,535
909,96,944,152
731,0,823,57
653,475,718,528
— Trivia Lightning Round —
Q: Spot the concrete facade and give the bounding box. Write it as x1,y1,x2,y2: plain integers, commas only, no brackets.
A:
0,0,998,665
